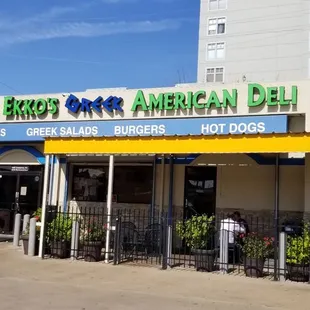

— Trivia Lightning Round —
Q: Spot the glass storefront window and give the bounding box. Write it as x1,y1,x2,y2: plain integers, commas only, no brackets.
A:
72,165,153,204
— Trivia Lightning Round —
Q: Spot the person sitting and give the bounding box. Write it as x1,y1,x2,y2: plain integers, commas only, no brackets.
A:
233,211,250,235
220,214,245,264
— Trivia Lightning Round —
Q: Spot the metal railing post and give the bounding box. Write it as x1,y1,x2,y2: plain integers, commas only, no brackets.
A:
279,232,287,282
162,215,168,270
70,220,79,260
219,230,229,274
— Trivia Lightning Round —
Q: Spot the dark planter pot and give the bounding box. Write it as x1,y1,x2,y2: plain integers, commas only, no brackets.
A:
244,258,265,278
21,235,39,256
192,249,216,272
286,263,309,282
83,241,103,262
50,241,70,259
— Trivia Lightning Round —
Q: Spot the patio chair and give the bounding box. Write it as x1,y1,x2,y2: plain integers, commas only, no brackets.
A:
119,221,139,259
144,223,162,257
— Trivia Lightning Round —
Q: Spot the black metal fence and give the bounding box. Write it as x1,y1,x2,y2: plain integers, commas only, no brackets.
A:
42,206,310,283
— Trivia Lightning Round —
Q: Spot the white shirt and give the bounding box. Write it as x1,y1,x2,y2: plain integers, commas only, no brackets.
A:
220,218,245,244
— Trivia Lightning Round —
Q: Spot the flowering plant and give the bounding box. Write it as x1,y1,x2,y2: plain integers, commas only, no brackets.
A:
176,215,215,249
80,219,106,242
32,208,42,222
241,233,274,259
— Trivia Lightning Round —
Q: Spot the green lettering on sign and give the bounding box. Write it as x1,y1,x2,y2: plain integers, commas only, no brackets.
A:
130,85,298,112
3,96,59,117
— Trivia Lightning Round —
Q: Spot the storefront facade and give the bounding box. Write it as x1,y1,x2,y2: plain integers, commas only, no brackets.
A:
0,80,310,233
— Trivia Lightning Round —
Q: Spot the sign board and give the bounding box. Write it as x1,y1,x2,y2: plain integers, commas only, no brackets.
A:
0,115,287,142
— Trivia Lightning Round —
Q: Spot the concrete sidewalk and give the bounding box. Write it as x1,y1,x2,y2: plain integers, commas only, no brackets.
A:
0,243,309,310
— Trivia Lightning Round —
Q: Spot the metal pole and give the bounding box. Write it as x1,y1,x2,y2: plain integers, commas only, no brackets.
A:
274,154,280,281
167,155,174,266
48,155,55,206
150,155,157,224
279,232,287,281
105,155,114,264
38,154,50,258
28,218,37,256
159,155,165,214
13,213,21,247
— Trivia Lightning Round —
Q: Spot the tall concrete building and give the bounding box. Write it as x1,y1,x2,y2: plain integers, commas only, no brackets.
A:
197,0,310,84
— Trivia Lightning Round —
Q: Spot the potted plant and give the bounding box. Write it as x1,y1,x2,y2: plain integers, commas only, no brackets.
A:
176,215,216,272
241,233,274,278
80,220,106,262
47,214,72,259
286,222,310,282
20,222,40,255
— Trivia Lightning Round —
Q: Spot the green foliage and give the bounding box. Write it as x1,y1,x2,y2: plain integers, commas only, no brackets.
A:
32,208,42,222
242,233,274,259
287,222,310,265
176,215,215,249
80,219,106,242
47,214,72,241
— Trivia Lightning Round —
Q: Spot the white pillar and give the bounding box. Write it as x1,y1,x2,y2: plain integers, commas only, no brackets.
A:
38,155,50,258
58,159,68,212
13,213,21,247
279,232,287,281
105,155,114,264
28,218,37,256
219,230,229,274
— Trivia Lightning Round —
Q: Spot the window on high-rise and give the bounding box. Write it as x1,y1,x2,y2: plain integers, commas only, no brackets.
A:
207,42,225,60
208,17,226,35
205,67,224,83
208,0,227,10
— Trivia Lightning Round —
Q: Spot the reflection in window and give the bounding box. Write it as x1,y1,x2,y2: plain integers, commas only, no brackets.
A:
72,165,153,204
114,166,153,204
72,166,107,202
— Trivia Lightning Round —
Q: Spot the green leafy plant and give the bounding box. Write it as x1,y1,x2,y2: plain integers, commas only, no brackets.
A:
287,222,310,265
241,233,274,259
176,215,215,249
80,219,106,242
47,214,72,241
32,208,42,222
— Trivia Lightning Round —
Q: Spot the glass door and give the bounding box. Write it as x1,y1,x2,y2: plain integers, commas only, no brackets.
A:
184,167,217,219
18,174,42,216
0,174,18,233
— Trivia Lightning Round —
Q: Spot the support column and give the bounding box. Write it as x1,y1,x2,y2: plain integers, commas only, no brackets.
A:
58,158,68,212
167,155,174,266
48,155,55,206
38,154,50,258
105,155,114,264
51,155,60,207
304,153,310,218
274,154,280,281
159,155,165,214
150,155,157,223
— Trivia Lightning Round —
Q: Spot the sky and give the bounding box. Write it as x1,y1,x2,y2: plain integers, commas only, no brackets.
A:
0,0,200,95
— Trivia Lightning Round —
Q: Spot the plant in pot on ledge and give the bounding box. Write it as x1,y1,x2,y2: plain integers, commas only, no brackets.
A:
241,233,274,278
176,215,216,272
47,214,72,259
286,222,310,282
80,220,106,262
